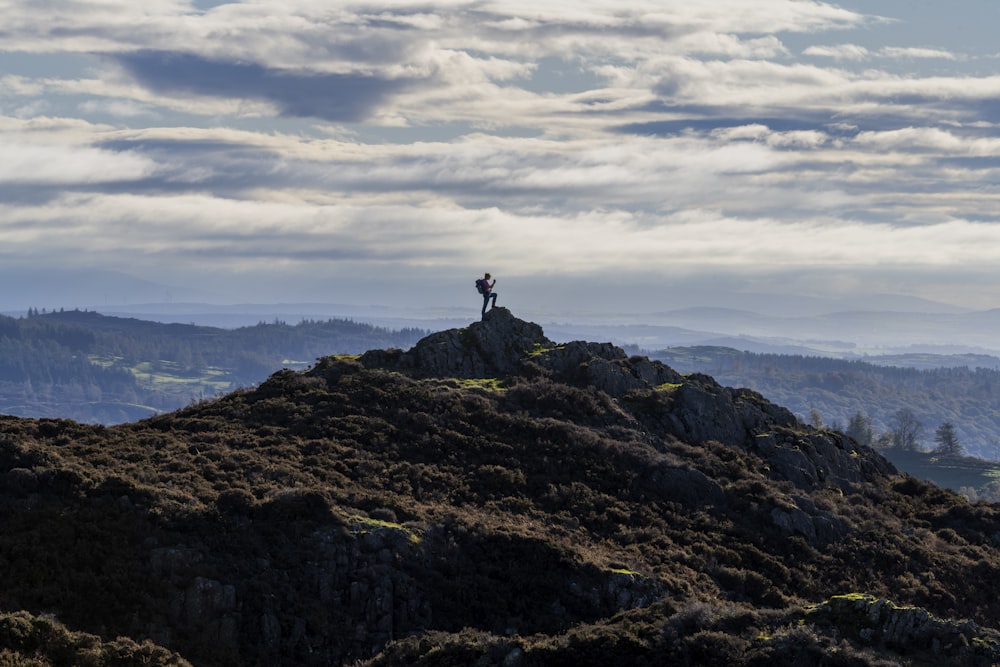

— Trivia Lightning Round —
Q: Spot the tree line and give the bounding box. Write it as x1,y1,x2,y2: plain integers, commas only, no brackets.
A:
818,408,964,456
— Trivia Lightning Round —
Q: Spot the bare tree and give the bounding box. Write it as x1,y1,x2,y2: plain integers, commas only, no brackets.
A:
890,408,924,451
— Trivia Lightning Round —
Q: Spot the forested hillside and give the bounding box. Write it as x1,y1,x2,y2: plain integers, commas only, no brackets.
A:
651,346,1000,460
0,309,425,423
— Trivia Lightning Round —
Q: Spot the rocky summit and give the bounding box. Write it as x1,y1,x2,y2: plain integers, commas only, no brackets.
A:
2,309,1000,666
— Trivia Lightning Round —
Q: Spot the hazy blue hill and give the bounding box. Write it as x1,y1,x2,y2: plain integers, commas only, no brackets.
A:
616,304,1000,356
41,308,211,334
864,352,1000,370
0,267,215,309
0,310,426,423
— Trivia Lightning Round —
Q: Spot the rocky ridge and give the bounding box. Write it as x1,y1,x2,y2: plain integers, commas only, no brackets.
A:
1,309,999,665
362,307,895,496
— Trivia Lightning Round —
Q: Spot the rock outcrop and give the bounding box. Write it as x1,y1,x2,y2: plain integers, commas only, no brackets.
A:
362,309,894,495
809,594,1000,665
360,308,552,379
360,307,682,395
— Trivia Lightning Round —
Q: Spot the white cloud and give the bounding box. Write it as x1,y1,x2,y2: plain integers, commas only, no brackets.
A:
0,0,956,140
0,74,46,96
3,1,1000,314
0,136,157,184
880,46,959,61
78,99,155,118
803,44,870,61
851,127,1000,154
0,1,863,94
4,190,999,288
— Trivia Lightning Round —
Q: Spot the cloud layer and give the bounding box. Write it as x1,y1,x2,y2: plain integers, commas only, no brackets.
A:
2,0,1000,311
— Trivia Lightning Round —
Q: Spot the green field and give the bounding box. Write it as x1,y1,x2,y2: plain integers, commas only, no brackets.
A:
91,355,233,395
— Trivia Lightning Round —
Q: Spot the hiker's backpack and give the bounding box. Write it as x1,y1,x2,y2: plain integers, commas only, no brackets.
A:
475,278,487,294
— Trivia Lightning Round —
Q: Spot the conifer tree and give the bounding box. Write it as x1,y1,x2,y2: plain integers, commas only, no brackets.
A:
934,421,962,456
845,411,874,447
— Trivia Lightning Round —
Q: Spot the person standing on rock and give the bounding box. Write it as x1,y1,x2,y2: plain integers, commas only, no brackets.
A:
477,272,497,317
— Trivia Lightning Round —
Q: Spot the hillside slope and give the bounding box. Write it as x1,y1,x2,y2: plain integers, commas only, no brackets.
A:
652,345,1000,460
1,309,1000,665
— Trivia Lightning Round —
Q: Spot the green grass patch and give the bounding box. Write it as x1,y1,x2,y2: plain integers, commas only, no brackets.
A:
429,377,506,392
347,515,422,544
460,378,505,392
91,354,235,395
525,343,566,358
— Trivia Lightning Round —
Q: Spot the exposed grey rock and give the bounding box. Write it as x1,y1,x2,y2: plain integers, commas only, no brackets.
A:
645,463,726,507
770,506,817,541
139,513,665,665
810,594,1000,665
656,374,799,447
361,307,552,378
179,577,238,642
359,308,684,396
502,647,524,667
531,342,683,397
150,546,204,573
655,373,895,492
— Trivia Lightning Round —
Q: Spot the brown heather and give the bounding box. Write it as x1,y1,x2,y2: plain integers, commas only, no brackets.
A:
0,308,999,665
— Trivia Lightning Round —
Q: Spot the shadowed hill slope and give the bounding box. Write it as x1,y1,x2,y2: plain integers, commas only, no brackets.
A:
1,308,1000,665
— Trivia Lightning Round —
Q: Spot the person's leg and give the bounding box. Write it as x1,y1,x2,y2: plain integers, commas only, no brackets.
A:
490,293,497,310
482,294,489,317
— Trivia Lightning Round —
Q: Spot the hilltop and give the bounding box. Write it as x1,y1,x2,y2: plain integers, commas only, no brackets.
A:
2,308,1000,665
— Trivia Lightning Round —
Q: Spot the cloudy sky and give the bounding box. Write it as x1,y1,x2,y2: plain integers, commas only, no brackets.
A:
3,0,1000,316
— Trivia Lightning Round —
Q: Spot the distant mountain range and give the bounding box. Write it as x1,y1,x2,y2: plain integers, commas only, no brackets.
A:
4,267,1000,356
0,267,217,309
535,312,1000,359
12,303,1000,358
